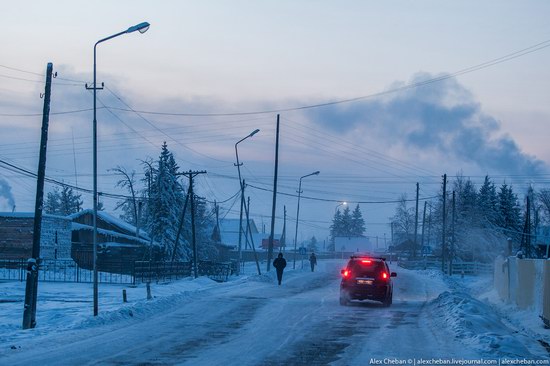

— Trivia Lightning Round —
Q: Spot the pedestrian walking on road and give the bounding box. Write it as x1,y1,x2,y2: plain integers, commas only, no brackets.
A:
273,252,287,285
309,252,317,272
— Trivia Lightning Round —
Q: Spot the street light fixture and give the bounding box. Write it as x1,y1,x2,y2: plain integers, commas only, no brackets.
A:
335,201,347,213
88,21,150,317
234,129,260,275
293,171,320,269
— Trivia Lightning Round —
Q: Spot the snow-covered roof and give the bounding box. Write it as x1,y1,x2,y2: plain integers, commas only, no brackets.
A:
0,212,70,220
72,222,156,247
100,242,142,248
219,218,259,235
69,209,149,240
220,231,283,249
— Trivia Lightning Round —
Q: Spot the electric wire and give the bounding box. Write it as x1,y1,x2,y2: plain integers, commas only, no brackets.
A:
2,37,549,117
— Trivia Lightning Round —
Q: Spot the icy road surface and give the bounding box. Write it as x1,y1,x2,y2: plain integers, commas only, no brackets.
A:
1,260,547,365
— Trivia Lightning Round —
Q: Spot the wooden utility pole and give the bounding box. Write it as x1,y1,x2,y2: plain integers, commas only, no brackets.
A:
413,182,419,258
450,191,456,275
171,190,190,262
23,63,53,329
521,196,532,258
421,200,427,252
427,203,432,247
245,196,261,275
282,206,287,253
180,170,206,278
441,174,447,274
267,114,280,272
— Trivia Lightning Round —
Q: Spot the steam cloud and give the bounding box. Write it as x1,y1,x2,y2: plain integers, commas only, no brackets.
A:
0,177,16,211
308,72,545,175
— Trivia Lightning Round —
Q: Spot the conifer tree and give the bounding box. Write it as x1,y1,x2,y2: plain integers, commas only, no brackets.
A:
478,175,499,227
148,142,186,259
350,204,366,237
497,183,521,242
307,235,318,252
44,186,82,215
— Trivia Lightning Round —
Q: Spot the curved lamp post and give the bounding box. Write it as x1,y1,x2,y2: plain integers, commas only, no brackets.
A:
88,21,150,317
234,129,260,275
293,171,320,269
335,201,347,213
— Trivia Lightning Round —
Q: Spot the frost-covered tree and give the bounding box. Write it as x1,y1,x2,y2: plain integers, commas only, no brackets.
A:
44,188,61,215
340,206,352,236
328,209,343,251
497,183,521,242
148,142,186,259
350,204,366,237
111,166,140,226
307,235,318,252
330,205,356,243
45,186,82,215
478,175,499,228
135,142,217,261
391,194,415,245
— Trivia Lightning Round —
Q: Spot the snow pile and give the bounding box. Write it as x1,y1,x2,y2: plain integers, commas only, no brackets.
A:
0,276,220,346
456,273,550,356
429,290,531,357
78,277,219,329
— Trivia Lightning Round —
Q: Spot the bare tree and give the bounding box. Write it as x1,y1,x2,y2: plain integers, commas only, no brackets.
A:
110,166,138,226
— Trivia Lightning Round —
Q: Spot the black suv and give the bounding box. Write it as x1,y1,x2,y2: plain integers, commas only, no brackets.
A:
339,256,397,306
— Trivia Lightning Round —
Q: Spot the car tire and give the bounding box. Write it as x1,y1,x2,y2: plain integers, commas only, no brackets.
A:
339,291,350,306
383,292,392,307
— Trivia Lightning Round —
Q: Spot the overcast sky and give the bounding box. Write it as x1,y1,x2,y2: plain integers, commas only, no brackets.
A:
1,1,550,246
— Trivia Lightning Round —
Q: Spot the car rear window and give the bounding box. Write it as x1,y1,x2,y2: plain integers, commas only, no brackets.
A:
349,260,385,277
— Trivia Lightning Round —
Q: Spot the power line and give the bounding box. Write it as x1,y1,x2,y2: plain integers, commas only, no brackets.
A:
0,107,96,117
103,38,550,117
2,37,550,117
246,182,439,204
0,158,240,204
104,86,234,165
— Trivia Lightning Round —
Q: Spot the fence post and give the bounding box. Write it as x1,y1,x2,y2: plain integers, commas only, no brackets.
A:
123,289,127,303
146,282,152,300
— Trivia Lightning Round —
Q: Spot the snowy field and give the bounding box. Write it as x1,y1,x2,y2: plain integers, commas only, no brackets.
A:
0,259,549,365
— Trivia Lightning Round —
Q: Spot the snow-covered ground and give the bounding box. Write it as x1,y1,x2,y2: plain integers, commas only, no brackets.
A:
0,260,548,365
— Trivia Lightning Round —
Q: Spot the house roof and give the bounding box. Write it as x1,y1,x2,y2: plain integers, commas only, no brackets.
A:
72,222,156,247
0,212,70,220
218,218,259,235
69,209,150,241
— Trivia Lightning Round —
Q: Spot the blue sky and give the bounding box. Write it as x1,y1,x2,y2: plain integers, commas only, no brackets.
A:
1,1,550,244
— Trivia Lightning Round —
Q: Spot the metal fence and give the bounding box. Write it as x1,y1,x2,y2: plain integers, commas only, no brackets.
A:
0,258,134,284
134,261,232,283
0,258,232,284
398,259,493,275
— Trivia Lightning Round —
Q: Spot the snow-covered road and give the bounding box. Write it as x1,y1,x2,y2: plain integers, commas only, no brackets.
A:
1,260,548,365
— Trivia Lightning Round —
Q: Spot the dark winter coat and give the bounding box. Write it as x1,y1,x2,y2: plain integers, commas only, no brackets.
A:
309,254,317,265
273,257,287,272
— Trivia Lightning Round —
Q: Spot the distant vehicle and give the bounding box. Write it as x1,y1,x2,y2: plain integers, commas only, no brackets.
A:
339,256,397,307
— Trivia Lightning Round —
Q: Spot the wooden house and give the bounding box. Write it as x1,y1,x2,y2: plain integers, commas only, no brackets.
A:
0,212,72,260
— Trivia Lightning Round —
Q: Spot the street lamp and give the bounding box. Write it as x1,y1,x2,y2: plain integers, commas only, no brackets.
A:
293,171,320,269
335,201,347,213
235,129,260,275
88,21,150,317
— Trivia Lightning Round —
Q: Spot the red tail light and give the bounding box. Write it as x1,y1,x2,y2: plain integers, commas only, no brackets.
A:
342,269,350,278
361,260,372,264
381,272,389,280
